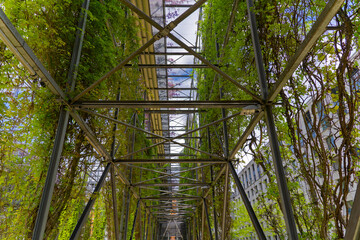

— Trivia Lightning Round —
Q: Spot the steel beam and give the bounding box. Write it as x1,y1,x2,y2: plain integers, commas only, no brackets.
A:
113,159,226,164
146,136,201,139
130,200,140,240
32,2,90,238
228,162,266,239
0,8,66,100
221,165,229,240
79,109,240,160
32,108,69,240
208,127,219,240
125,63,214,68
119,0,262,102
142,52,196,55
134,183,210,187
70,111,131,186
70,163,111,240
110,165,120,240
147,88,198,90
246,0,298,237
267,0,344,102
70,111,111,159
110,91,120,240
73,100,260,109
201,204,205,240
73,0,207,103
203,199,214,240
229,111,264,159
141,196,201,200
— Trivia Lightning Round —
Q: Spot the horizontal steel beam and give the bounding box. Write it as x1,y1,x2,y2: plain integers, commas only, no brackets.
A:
73,100,261,109
148,88,197,90
155,154,197,157
165,4,193,7
145,110,201,114
166,46,199,49
125,64,214,68
134,183,210,187
141,197,201,200
151,129,189,132
142,52,198,56
113,158,226,164
146,137,200,139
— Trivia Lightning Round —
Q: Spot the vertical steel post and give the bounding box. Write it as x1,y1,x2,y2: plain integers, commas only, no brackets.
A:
111,92,121,240
207,127,219,240
32,108,69,240
193,217,196,240
245,0,298,238
203,199,214,240
228,162,266,239
70,163,111,240
32,1,90,239
119,187,127,239
201,197,205,239
110,165,120,240
145,213,150,240
221,165,229,240
124,114,137,240
130,200,140,240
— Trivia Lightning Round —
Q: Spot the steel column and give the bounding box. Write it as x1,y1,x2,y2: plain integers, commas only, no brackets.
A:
203,199,214,240
110,165,120,240
130,200,140,240
221,165,229,240
70,163,111,240
32,1,90,238
32,108,69,240
207,127,219,240
246,0,298,237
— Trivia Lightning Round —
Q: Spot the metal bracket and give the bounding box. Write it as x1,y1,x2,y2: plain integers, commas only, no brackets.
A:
154,21,177,40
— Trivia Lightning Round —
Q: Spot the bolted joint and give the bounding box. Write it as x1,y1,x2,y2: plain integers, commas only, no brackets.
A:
154,21,177,40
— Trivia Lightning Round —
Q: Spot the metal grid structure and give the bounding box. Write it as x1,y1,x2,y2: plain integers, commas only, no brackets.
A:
2,0,359,239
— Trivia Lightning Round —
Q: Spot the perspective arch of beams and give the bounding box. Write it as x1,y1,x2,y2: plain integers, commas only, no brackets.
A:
1,0,358,239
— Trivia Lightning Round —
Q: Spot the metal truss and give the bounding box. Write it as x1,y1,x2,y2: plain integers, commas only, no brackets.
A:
0,0,350,239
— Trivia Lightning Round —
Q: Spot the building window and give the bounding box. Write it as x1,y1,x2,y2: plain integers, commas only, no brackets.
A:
249,169,252,184
252,164,256,181
305,111,312,129
305,110,316,138
316,101,330,130
257,164,261,178
245,171,249,187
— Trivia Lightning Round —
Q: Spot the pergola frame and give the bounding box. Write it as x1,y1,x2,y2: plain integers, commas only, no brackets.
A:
0,0,353,239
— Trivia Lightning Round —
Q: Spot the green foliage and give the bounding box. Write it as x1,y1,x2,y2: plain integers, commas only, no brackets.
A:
0,0,147,238
198,0,360,239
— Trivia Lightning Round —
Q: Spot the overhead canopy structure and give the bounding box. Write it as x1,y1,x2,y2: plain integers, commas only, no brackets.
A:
2,0,359,239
